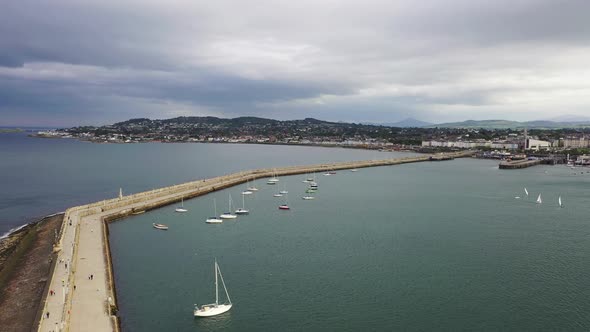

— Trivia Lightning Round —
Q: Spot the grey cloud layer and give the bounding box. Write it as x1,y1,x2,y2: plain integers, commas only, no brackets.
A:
1,0,590,126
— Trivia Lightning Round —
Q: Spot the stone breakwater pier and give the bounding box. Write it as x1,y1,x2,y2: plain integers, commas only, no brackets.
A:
37,151,474,332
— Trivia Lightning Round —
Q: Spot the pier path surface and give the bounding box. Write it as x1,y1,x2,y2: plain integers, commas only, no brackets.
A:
37,152,473,332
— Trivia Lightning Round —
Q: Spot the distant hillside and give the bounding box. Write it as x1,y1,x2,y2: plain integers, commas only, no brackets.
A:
427,119,590,129
383,118,433,128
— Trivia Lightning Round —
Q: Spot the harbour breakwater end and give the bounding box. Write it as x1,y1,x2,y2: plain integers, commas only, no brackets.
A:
499,159,542,169
37,151,474,332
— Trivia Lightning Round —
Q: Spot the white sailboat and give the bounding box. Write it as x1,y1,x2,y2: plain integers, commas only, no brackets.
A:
194,260,232,317
241,180,253,195
206,199,223,224
524,187,529,197
279,184,288,195
175,197,188,213
267,170,279,184
235,194,249,215
558,196,563,208
273,185,283,197
219,194,238,219
247,178,259,191
536,194,542,204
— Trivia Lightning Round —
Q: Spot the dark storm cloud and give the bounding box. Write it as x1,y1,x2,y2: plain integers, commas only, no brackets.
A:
2,0,590,126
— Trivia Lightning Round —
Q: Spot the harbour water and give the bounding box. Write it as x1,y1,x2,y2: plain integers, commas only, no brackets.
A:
0,132,405,235
3,132,590,330
110,159,590,331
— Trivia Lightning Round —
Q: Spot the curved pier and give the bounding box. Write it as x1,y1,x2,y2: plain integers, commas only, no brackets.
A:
37,151,474,332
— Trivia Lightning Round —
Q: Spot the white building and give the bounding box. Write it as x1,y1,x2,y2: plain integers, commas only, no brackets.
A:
525,139,550,151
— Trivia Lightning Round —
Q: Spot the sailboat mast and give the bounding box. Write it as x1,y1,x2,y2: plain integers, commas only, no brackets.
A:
215,260,219,305
218,264,232,304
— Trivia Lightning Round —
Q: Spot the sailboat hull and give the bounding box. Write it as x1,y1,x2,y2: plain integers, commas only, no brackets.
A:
194,303,232,317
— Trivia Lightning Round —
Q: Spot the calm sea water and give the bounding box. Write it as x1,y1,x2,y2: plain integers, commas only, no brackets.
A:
4,132,590,330
110,158,590,331
0,132,406,234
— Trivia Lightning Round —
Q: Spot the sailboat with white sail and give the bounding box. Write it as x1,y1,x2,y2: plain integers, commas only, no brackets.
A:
206,199,223,224
175,197,188,213
536,194,542,204
194,260,232,317
524,187,529,197
558,196,563,208
219,194,238,219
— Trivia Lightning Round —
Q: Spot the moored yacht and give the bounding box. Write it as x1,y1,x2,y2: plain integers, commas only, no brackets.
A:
235,194,249,215
219,194,237,219
194,260,232,317
206,199,223,224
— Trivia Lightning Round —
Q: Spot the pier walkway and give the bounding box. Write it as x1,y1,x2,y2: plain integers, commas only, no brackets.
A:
37,151,474,332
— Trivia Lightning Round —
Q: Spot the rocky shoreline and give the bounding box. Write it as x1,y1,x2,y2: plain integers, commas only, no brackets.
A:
0,214,64,332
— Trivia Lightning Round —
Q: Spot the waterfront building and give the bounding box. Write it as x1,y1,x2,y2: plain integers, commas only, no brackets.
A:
562,137,589,149
525,139,551,151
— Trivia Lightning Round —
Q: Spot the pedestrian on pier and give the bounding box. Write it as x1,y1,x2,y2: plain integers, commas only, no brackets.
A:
91,274,94,280
46,312,50,318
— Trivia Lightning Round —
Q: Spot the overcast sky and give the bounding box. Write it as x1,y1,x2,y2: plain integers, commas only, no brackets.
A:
2,0,590,126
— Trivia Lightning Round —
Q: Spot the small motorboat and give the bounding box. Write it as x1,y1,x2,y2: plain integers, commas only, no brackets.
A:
241,190,253,195
302,196,315,200
153,223,169,230
278,205,290,210
273,193,284,197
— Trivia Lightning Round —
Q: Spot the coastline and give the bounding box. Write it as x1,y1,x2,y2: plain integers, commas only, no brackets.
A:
29,134,420,152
